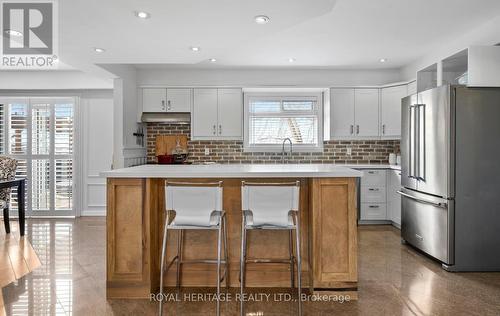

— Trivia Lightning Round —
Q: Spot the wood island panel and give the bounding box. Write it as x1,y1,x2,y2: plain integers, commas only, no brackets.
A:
106,177,358,299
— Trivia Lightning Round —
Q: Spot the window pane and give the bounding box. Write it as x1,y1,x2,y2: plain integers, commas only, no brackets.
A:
282,100,314,111
32,159,51,211
249,116,318,145
249,100,281,113
32,103,51,155
55,103,74,155
8,103,28,154
55,159,72,209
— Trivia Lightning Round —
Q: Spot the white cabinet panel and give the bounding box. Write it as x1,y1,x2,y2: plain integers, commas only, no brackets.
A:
387,169,402,226
217,89,242,138
167,88,191,112
360,186,387,203
360,203,387,220
330,88,355,137
142,88,166,112
361,169,386,187
354,89,379,137
380,85,407,138
193,89,218,138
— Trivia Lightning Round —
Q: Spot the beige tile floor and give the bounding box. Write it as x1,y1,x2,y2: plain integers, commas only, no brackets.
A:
1,218,500,315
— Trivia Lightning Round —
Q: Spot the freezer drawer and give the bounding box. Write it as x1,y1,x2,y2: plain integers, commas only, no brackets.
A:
400,189,454,264
360,203,387,220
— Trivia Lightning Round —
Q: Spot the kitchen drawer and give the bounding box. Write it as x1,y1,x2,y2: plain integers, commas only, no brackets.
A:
360,203,387,220
361,169,387,187
360,186,387,203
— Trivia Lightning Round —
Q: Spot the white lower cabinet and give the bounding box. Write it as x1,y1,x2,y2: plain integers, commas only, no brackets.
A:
359,168,401,227
387,169,402,226
360,169,387,221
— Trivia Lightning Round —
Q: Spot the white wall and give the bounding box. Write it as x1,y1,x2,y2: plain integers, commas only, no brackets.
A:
0,70,113,90
401,14,500,81
137,68,403,87
80,90,114,216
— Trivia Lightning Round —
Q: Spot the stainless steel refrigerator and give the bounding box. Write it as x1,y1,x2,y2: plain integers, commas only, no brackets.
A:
400,85,500,271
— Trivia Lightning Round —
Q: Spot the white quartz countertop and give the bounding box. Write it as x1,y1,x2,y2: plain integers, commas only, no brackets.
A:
345,164,401,170
101,164,363,178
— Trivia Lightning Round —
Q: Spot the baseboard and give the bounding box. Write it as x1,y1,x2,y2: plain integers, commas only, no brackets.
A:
80,210,106,216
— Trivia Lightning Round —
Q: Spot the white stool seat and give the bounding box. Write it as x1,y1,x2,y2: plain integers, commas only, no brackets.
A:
243,210,294,228
172,210,222,227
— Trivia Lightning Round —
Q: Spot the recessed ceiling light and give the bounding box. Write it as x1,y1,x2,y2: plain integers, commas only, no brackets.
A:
379,58,387,63
134,11,150,19
254,15,270,24
4,29,23,37
288,58,296,63
209,58,217,63
190,46,200,52
93,47,105,53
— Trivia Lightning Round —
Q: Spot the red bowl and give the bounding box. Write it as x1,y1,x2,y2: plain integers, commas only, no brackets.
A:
157,155,174,164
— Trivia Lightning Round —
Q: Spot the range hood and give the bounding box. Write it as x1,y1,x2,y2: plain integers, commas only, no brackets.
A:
140,112,191,124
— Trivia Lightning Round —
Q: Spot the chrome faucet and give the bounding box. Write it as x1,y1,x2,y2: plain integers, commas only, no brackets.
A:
281,138,293,163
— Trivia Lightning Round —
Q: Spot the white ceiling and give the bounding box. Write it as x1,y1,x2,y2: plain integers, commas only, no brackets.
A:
57,0,500,73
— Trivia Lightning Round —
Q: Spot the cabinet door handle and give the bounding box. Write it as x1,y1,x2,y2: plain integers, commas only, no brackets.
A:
350,125,354,135
382,124,386,134
167,100,171,111
161,100,166,111
368,188,379,191
368,171,376,174
356,125,360,134
213,125,216,135
219,124,222,135
368,205,380,209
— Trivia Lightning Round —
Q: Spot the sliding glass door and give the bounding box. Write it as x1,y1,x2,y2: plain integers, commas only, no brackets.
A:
0,97,75,216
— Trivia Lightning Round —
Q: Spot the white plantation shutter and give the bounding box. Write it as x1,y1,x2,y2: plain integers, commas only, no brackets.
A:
0,97,75,216
245,95,323,152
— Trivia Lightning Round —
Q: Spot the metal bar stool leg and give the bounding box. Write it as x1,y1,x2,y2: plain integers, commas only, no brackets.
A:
294,213,302,316
159,213,170,316
176,229,183,288
289,229,295,288
216,220,223,315
223,216,229,288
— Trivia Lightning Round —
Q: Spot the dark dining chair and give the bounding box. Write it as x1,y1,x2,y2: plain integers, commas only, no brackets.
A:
0,156,18,234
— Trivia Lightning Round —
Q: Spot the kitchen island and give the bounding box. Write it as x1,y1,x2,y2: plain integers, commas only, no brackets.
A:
102,164,362,299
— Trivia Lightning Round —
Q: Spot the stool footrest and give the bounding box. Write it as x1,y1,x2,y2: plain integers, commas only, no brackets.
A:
245,258,294,264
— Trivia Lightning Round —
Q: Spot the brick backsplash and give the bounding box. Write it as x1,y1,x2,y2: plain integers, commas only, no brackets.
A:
146,123,400,164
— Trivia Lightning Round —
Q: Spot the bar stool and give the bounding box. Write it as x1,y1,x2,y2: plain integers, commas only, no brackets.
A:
240,180,302,315
159,180,228,316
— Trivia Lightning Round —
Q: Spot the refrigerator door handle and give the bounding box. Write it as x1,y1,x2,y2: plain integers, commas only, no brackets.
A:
417,104,426,181
409,105,416,178
397,191,447,208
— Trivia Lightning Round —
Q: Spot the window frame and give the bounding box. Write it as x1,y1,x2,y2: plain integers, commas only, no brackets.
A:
243,92,324,152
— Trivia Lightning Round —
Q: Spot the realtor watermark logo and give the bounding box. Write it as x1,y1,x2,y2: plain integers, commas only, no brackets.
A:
1,0,58,69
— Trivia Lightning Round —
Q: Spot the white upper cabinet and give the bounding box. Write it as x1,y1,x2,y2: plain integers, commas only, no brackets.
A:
380,85,407,138
330,89,355,137
217,89,242,138
142,88,191,113
192,88,242,140
193,89,218,138
354,89,380,137
142,88,167,112
166,88,192,112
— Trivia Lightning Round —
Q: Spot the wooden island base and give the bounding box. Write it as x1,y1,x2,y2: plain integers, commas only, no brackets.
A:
106,177,357,299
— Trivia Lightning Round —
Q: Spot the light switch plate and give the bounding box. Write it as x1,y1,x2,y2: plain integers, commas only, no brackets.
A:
204,148,210,155
347,147,352,156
